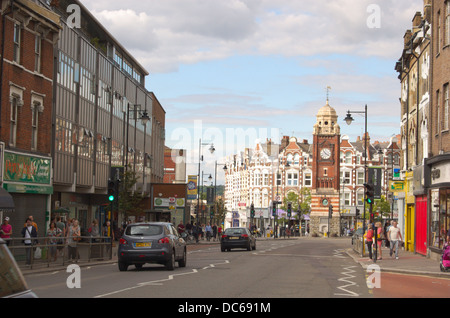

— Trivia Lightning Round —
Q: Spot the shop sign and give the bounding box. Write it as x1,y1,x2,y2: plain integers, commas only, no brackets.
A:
3,151,51,185
390,181,404,191
154,197,185,208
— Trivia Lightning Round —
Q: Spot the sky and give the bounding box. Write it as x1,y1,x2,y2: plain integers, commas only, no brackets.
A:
81,0,424,183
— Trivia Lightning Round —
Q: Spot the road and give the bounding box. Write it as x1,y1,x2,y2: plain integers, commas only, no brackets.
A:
25,237,450,302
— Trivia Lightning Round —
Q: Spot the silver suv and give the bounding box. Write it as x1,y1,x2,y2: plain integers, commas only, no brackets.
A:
118,222,187,271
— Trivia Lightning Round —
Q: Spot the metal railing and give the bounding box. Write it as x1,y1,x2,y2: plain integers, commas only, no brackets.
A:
3,236,114,270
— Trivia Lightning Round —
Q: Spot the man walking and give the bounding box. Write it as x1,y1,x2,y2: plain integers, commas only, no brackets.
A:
388,221,403,260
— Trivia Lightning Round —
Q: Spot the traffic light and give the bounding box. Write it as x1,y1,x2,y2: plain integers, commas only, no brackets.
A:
272,202,277,217
287,202,292,218
370,213,375,223
328,204,333,218
355,208,360,218
107,179,116,202
250,203,255,218
364,183,375,205
210,205,215,218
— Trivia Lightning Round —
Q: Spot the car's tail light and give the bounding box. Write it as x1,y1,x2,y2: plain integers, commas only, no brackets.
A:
158,237,170,244
241,234,249,238
222,235,227,239
119,238,128,245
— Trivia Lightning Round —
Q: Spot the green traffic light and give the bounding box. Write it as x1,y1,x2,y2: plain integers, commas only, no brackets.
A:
108,195,115,202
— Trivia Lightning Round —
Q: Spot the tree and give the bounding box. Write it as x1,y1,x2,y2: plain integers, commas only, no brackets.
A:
213,198,227,226
118,165,145,220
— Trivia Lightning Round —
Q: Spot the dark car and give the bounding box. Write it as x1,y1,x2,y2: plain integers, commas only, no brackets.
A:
221,227,256,252
118,222,187,271
0,238,37,298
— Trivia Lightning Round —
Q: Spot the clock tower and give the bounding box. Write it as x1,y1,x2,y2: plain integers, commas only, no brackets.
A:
310,100,341,236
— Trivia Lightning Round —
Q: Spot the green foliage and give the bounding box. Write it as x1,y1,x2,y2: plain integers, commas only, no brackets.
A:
118,165,145,219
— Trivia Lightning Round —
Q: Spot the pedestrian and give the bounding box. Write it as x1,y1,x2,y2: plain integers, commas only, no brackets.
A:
364,224,374,260
88,219,100,241
218,224,222,241
177,221,185,235
193,223,199,243
384,221,391,248
103,220,115,255
388,221,403,260
21,218,38,265
212,224,217,241
375,222,384,260
24,215,38,235
67,219,81,262
0,217,12,245
47,221,62,262
205,223,212,241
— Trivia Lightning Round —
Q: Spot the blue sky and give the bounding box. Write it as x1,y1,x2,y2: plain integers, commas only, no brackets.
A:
82,0,424,181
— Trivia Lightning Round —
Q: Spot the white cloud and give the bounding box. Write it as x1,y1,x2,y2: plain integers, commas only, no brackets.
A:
81,0,423,73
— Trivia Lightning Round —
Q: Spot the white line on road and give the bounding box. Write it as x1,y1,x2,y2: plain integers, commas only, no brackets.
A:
94,260,230,298
334,265,360,297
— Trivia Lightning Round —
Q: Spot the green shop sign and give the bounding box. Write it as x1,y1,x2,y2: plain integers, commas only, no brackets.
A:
3,152,51,185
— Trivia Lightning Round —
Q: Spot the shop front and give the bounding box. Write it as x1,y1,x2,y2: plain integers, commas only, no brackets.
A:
426,154,450,261
150,183,188,226
2,151,53,237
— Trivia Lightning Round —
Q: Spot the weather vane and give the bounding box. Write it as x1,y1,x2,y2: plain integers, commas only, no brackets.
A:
326,86,331,102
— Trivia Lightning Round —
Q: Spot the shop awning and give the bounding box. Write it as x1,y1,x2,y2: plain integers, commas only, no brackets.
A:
0,188,15,211
53,207,70,214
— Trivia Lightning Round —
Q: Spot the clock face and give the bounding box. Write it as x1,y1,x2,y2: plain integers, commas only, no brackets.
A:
320,148,331,159
322,198,329,206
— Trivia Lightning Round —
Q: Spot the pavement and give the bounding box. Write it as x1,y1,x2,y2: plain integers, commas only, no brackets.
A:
19,237,450,280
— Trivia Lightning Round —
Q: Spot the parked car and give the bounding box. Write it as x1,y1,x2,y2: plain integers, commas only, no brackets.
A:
351,228,364,245
0,238,37,298
221,227,256,252
118,222,187,271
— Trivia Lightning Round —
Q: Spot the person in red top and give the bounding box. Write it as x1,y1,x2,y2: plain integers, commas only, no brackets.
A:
0,217,12,245
365,224,374,260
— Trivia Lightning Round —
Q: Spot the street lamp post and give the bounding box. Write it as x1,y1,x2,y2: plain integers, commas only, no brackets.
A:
197,139,215,225
344,105,370,258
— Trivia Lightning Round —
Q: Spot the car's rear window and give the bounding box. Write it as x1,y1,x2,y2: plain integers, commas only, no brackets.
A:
224,228,246,235
126,225,162,236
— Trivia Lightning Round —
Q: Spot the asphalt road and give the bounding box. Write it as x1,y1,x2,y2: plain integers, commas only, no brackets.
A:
26,238,373,299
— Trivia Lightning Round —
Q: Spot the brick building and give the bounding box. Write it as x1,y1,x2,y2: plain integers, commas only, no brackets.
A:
427,0,450,260
0,0,61,235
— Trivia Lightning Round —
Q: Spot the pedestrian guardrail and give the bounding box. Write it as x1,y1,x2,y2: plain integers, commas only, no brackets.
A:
3,236,114,270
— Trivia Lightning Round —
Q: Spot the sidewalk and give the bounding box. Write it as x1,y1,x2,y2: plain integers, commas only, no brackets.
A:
346,246,450,279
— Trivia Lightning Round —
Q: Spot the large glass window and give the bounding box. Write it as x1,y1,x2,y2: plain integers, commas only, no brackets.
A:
430,189,450,250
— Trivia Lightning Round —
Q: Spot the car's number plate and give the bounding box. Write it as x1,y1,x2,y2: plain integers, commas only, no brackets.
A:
134,242,152,248
229,237,240,240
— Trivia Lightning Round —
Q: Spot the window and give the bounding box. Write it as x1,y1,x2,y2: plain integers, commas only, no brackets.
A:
357,191,364,206
13,23,20,63
445,84,449,130
304,172,311,187
345,152,352,164
446,2,450,46
9,96,18,146
357,171,364,185
341,171,351,184
287,173,298,186
438,10,442,53
437,90,441,133
341,192,350,206
276,173,281,186
31,98,43,150
35,35,41,73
